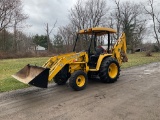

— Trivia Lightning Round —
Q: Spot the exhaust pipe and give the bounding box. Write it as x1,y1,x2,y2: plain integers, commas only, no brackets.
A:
12,64,49,88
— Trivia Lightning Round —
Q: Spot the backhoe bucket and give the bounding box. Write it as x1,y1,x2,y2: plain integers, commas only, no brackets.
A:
12,64,49,88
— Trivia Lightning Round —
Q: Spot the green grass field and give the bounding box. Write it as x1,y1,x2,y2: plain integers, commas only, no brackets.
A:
0,52,160,92
122,52,160,68
0,57,48,92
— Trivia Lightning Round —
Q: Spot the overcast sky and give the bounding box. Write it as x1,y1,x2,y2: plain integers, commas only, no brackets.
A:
23,0,77,36
22,0,159,38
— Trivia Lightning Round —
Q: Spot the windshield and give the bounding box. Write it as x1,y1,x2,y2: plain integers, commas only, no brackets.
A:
73,33,113,53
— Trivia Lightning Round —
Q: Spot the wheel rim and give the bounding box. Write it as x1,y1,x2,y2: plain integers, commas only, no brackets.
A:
76,75,85,87
108,63,118,79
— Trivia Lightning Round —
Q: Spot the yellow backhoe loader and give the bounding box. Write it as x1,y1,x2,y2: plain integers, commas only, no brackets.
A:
12,27,128,91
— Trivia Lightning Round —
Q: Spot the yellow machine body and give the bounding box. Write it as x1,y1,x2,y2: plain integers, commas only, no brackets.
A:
12,27,128,89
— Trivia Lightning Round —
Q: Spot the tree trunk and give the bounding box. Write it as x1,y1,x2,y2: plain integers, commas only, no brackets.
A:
13,22,17,52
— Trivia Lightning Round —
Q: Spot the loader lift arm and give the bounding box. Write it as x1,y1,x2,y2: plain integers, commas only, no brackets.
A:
42,52,88,82
12,52,89,88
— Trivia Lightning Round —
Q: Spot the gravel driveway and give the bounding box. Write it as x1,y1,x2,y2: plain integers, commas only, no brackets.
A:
0,62,160,120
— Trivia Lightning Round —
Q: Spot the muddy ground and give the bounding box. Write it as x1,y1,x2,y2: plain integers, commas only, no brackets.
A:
0,62,160,120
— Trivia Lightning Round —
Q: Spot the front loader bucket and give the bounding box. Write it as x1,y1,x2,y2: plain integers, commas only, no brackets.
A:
12,64,49,88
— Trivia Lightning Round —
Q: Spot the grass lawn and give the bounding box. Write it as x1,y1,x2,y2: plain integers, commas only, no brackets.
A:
0,57,48,92
0,52,160,92
121,52,160,68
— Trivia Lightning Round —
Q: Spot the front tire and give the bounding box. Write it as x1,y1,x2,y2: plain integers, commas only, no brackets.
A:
69,70,88,91
99,57,120,83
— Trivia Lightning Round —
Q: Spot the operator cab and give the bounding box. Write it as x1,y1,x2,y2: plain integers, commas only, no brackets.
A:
73,27,117,68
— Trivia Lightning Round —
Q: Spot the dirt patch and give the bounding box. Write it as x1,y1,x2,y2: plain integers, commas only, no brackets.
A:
0,62,160,120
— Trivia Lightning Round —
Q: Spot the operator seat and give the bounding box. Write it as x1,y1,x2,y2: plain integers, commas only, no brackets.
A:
95,46,105,56
89,46,105,67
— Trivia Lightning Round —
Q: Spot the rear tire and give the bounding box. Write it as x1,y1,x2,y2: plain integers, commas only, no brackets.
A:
69,70,88,91
99,57,120,83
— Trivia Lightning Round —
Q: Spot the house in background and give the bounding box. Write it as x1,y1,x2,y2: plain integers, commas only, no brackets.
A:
35,45,46,50
28,44,46,51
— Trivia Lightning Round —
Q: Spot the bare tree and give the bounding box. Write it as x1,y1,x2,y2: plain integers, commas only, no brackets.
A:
12,0,28,52
85,0,108,27
143,0,160,47
14,31,31,52
44,21,57,52
0,29,13,51
110,1,146,53
108,0,122,40
56,0,109,52
69,0,108,30
0,0,28,52
0,0,21,31
58,24,77,52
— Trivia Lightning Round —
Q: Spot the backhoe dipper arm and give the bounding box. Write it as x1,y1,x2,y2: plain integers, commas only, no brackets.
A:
112,32,128,65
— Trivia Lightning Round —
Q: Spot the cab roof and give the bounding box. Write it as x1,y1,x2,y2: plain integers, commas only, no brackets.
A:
78,27,117,35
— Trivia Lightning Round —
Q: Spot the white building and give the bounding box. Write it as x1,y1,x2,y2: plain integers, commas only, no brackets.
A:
35,45,46,50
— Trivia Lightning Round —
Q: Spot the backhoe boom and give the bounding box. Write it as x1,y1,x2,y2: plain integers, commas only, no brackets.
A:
112,33,128,65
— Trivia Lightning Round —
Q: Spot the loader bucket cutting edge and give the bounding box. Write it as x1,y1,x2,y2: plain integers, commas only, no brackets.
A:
12,64,49,88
